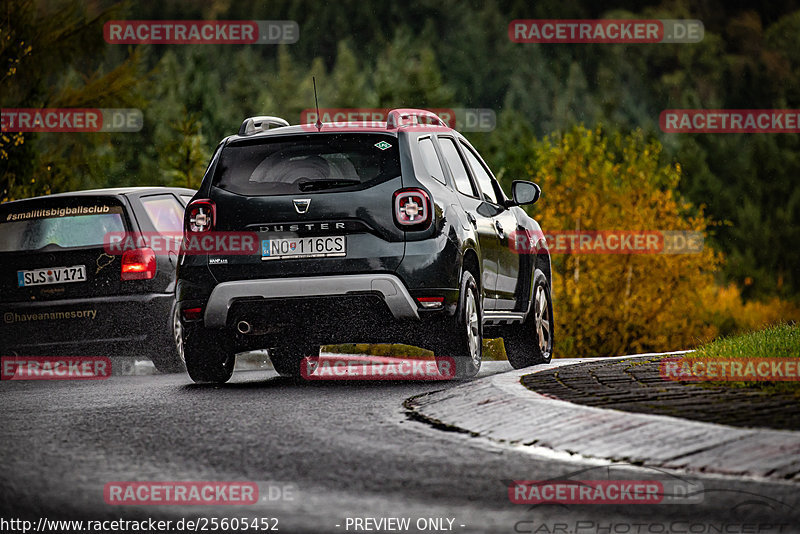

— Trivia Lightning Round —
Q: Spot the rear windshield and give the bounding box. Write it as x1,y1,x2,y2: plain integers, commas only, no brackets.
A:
0,202,126,252
213,134,401,196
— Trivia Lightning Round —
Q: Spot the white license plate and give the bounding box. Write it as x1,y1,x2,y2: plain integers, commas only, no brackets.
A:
17,265,87,287
261,236,346,260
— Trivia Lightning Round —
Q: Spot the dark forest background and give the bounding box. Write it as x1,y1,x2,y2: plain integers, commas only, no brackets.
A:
3,0,800,354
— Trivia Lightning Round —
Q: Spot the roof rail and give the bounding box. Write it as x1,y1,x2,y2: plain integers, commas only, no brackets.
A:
386,108,448,130
238,116,290,135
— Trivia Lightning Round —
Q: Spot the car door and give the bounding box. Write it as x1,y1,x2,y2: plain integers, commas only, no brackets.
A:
436,136,500,309
459,141,520,311
132,193,188,280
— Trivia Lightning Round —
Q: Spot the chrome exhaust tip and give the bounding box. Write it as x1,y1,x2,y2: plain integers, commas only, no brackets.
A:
236,320,252,334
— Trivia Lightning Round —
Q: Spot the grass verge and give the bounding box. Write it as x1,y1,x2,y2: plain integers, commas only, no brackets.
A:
683,322,799,396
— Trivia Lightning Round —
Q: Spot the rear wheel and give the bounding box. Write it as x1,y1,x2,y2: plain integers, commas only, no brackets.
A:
503,273,553,368
435,271,482,379
183,326,235,384
150,303,186,374
270,343,319,378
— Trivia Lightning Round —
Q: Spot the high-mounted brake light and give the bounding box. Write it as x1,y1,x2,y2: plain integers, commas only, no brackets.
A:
185,199,216,233
121,248,156,280
393,188,432,229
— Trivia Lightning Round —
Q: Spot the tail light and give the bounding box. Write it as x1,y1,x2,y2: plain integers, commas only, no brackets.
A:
182,307,203,321
185,199,215,233
121,248,156,280
393,188,431,229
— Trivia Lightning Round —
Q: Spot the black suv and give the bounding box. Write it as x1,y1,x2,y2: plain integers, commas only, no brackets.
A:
177,109,553,383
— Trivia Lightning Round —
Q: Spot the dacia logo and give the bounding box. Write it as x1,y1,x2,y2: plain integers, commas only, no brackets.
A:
293,199,311,214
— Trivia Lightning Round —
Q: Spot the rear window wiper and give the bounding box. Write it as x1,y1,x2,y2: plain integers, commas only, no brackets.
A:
298,178,361,192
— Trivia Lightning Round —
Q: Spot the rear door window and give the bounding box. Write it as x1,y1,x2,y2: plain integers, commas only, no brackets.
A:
439,137,477,197
213,134,401,196
417,137,446,185
141,195,185,233
461,143,500,205
0,202,127,252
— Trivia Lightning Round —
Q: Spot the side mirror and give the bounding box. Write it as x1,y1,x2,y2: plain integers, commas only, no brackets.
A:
511,180,541,206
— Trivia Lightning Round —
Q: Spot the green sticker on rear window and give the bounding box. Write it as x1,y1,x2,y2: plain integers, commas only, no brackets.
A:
374,141,392,150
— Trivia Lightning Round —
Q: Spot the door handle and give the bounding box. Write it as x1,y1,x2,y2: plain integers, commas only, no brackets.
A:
465,212,477,227
495,220,504,236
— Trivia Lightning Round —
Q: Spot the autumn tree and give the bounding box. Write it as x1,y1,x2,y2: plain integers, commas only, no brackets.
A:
522,126,722,357
1,0,144,201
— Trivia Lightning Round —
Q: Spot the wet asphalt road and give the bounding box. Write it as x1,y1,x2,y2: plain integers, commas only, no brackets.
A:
1,360,799,533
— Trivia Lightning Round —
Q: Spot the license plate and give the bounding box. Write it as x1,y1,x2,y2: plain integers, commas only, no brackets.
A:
261,236,346,260
17,265,87,287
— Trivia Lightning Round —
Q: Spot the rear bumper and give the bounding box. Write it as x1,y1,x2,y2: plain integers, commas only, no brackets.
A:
204,273,420,328
0,293,173,356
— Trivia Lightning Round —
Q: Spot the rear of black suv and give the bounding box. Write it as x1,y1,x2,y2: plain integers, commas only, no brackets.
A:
177,110,553,383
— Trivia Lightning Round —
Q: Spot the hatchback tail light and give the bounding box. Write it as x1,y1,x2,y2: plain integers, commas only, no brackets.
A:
121,248,156,280
393,188,431,229
185,199,216,233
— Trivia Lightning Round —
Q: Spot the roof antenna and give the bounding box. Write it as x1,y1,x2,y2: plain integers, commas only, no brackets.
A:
313,76,322,131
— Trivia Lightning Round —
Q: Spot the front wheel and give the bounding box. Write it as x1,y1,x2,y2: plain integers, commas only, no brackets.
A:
503,273,554,369
435,271,482,379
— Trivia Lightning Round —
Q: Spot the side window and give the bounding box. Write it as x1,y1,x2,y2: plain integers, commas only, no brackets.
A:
141,195,185,233
439,137,477,197
461,143,499,204
417,137,446,185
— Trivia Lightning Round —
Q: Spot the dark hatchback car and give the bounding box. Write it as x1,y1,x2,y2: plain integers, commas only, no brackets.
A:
178,110,553,383
0,186,195,373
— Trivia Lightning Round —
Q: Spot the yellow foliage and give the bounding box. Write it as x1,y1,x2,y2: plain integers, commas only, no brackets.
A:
523,126,798,357
701,284,800,336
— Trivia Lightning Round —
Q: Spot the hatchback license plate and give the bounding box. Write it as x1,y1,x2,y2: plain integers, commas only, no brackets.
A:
18,265,87,287
261,236,346,260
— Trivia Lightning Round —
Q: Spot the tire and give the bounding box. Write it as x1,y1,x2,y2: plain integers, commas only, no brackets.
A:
150,303,186,374
270,344,319,378
503,272,554,369
183,326,235,384
435,270,482,379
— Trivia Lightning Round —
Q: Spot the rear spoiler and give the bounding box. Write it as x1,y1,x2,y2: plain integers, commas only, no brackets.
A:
386,109,447,129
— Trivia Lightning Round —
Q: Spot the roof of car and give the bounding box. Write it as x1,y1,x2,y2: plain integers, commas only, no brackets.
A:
227,122,454,142
1,186,197,206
